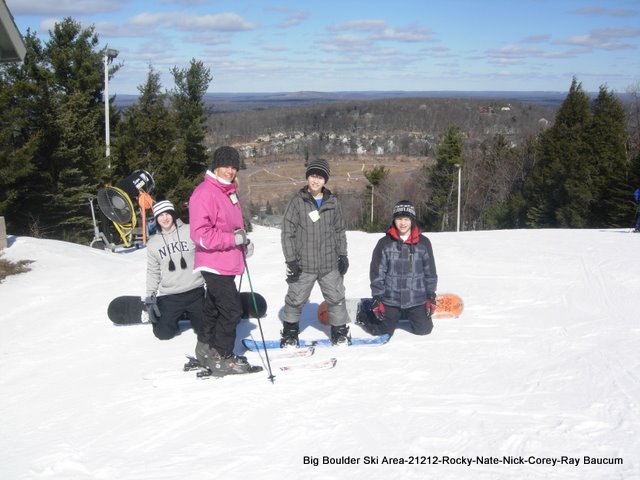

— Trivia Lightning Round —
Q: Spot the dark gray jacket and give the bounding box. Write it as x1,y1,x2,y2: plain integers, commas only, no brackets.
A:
281,186,347,275
369,226,437,309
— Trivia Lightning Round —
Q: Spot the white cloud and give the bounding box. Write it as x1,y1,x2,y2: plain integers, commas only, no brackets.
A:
571,6,637,18
519,34,552,44
487,44,579,62
8,0,125,15
128,12,256,32
277,11,309,28
327,20,434,43
557,27,640,50
178,13,257,31
376,26,435,43
328,20,387,33
322,34,373,52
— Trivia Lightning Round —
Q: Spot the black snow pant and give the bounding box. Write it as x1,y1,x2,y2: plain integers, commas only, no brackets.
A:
153,286,205,340
361,304,433,337
201,272,243,357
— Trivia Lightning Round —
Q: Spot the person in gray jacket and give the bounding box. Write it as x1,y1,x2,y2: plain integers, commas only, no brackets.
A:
146,200,204,340
359,200,437,338
281,158,351,346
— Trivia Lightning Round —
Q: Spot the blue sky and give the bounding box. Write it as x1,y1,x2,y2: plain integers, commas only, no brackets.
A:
7,0,640,95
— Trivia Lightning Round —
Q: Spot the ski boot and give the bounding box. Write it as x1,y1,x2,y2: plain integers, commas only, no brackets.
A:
280,321,300,348
331,324,352,346
195,339,219,366
199,353,263,377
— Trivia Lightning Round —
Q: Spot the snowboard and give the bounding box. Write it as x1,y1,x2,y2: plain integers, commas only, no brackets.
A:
242,333,390,351
317,293,464,325
107,291,267,325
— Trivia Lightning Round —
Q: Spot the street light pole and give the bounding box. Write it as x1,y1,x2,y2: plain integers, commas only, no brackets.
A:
455,164,462,232
103,48,118,169
370,184,374,223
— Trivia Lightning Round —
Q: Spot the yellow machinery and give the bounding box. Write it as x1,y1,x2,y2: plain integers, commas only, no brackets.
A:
93,170,155,249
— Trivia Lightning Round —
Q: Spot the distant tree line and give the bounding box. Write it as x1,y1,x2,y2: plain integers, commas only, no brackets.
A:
206,96,556,159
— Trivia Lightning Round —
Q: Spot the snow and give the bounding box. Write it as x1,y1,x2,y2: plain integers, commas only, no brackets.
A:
1,226,639,479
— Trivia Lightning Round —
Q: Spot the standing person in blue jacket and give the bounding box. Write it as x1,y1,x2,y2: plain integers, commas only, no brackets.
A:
280,158,351,347
358,200,438,338
634,188,640,232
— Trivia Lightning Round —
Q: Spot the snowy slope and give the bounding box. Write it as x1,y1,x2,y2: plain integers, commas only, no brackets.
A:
1,226,639,480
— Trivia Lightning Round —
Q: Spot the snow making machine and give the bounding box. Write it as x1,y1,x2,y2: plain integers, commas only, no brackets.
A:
90,170,155,251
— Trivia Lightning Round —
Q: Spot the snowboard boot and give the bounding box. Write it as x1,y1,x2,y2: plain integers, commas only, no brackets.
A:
280,321,300,348
331,324,352,346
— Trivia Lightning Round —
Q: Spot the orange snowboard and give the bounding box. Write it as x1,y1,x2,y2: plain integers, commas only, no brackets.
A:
318,293,464,325
432,293,464,319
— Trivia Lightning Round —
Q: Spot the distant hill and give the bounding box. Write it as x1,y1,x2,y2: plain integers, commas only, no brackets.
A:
113,90,577,111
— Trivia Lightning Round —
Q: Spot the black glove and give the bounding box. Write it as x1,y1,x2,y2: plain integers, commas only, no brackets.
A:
425,293,437,319
371,296,385,321
143,294,161,324
338,255,349,275
286,261,302,283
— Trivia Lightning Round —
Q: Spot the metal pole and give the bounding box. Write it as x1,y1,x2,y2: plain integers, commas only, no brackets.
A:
370,184,374,223
104,52,110,167
456,165,461,232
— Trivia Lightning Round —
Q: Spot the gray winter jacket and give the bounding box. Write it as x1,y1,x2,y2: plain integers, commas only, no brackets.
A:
281,186,347,275
146,219,204,297
369,225,437,309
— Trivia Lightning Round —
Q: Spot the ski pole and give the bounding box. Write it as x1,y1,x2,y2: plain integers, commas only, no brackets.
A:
242,254,276,383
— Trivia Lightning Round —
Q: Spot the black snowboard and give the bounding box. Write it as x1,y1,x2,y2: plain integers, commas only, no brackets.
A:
107,292,268,325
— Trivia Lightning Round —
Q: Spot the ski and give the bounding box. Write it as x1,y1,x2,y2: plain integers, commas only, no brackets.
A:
184,351,327,378
196,365,263,378
242,334,390,352
183,348,313,371
261,346,315,359
278,357,337,372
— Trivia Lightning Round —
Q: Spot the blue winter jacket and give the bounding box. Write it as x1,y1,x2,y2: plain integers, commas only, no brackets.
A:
369,225,438,309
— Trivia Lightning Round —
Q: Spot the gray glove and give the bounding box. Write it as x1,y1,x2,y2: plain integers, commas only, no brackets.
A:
143,294,161,324
234,228,249,246
245,241,254,258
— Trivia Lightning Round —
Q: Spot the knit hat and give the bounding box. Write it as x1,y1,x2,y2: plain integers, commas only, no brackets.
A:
306,158,330,183
152,200,176,221
392,200,416,221
211,146,240,171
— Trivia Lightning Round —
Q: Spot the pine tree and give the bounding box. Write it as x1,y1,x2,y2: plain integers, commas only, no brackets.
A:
0,19,107,240
43,19,106,241
0,30,53,236
525,78,592,227
112,67,179,200
170,59,212,179
588,85,631,227
426,125,463,231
